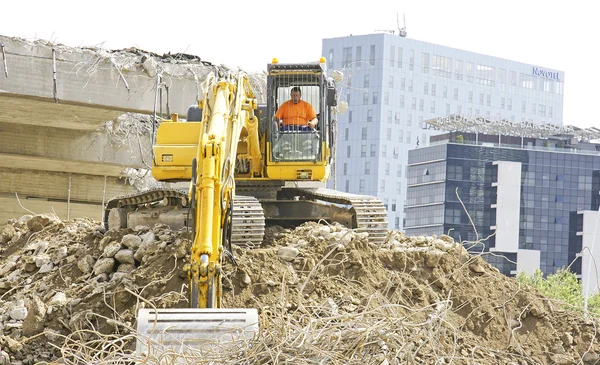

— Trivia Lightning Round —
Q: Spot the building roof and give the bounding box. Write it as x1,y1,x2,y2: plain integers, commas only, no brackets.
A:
425,115,600,140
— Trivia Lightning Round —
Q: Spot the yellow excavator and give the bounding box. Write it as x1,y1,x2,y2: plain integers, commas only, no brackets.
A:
103,58,388,355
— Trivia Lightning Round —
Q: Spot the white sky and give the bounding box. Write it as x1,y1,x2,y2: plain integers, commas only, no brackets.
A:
1,0,598,128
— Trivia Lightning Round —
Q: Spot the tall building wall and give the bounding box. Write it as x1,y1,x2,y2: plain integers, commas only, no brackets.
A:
322,33,564,230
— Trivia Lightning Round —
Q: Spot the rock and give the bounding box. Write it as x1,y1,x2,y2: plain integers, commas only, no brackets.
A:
99,236,112,250
0,224,16,244
121,234,142,250
6,269,22,283
49,292,67,307
103,242,123,258
173,240,187,259
134,225,150,233
34,240,49,255
27,214,60,232
0,350,9,365
140,231,155,246
439,234,454,243
117,264,136,273
35,254,51,268
1,335,22,353
0,261,17,276
38,262,54,274
93,258,116,275
277,247,300,262
111,272,129,282
9,306,28,320
77,255,95,274
424,250,444,268
52,246,68,263
560,332,574,346
583,352,598,364
22,295,46,336
115,249,135,265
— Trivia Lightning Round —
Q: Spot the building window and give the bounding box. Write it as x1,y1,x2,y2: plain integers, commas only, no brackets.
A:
466,62,474,82
540,104,546,117
400,95,405,108
401,78,406,90
406,131,411,144
421,53,430,73
407,114,412,126
364,74,370,88
348,110,353,123
479,93,484,105
328,49,334,68
370,144,376,157
476,64,495,86
395,112,400,124
432,84,437,97
361,144,366,157
507,98,512,111
396,182,401,194
346,93,351,105
389,75,394,88
521,101,526,113
397,165,402,177
454,88,459,101
501,97,505,109
424,82,429,95
343,163,347,175
365,162,371,174
409,50,414,71
385,163,390,175
432,55,452,78
389,45,395,67
397,47,403,68
359,179,365,193
486,94,491,107
342,47,352,68
398,130,404,142
369,45,376,66
345,180,349,192
419,98,424,111
387,110,392,123
510,71,517,85
363,91,369,105
454,60,463,80
392,199,396,212
393,147,399,159
373,92,379,104
380,179,386,192
520,73,535,89
361,127,367,140
408,79,413,92
384,92,389,105
395,217,400,229
355,46,361,68
344,128,349,141
387,128,392,141
382,145,387,157
442,85,447,98
346,145,351,157
430,100,435,113
367,109,373,122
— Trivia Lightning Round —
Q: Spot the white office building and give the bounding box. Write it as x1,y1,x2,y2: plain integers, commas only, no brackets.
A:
321,33,565,230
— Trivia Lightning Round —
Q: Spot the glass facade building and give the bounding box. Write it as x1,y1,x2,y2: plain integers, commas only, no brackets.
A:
405,134,600,290
321,33,564,230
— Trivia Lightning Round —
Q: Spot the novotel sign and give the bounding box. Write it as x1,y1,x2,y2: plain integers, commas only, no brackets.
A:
532,67,560,80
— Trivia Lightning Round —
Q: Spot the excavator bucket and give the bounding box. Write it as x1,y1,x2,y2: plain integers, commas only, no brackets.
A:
135,308,259,359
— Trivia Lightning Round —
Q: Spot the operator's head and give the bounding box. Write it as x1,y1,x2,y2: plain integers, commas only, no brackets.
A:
291,87,302,104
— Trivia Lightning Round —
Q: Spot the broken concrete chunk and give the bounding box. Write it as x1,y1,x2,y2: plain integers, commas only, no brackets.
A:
114,249,135,265
38,263,54,274
9,306,28,320
49,292,67,307
103,242,122,258
77,255,95,274
121,234,142,250
27,214,60,232
277,247,300,262
93,258,116,276
0,224,16,244
117,263,136,273
22,295,46,336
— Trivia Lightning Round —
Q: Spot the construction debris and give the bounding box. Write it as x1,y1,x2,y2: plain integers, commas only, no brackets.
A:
0,216,599,364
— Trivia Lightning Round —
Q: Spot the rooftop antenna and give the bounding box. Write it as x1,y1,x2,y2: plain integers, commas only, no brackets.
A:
398,13,407,37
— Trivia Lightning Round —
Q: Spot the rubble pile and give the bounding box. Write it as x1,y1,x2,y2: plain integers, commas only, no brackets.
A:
1,215,600,364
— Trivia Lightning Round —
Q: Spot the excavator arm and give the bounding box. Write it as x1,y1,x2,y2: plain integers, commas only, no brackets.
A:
189,70,259,308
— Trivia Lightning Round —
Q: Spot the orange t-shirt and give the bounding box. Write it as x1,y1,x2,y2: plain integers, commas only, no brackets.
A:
275,100,317,126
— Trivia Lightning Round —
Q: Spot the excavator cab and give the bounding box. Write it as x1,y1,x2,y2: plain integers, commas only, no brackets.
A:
264,60,337,181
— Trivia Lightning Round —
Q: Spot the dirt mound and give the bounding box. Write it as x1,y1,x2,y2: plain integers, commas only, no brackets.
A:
0,215,599,364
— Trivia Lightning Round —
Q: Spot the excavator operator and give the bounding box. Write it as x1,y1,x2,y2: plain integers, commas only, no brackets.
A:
275,86,318,131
